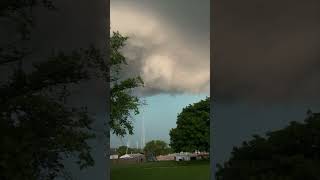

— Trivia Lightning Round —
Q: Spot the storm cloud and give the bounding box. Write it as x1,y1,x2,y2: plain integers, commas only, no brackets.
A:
214,0,320,105
111,0,210,96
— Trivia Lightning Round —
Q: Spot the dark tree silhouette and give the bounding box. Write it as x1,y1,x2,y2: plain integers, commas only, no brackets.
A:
0,0,144,179
216,111,320,180
0,52,98,179
0,1,97,179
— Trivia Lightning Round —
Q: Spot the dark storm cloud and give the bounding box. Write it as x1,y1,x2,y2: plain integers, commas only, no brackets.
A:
111,0,210,96
111,0,210,39
214,0,320,104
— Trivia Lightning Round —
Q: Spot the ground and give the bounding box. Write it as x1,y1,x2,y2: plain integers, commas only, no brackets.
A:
111,160,210,180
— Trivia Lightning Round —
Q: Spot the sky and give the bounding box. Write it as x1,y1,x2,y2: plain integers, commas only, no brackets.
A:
110,94,208,148
4,1,320,179
2,1,210,179
109,0,320,166
110,0,210,148
213,0,320,165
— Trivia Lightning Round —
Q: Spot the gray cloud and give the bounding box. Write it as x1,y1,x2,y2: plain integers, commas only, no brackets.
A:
111,1,210,96
214,0,320,104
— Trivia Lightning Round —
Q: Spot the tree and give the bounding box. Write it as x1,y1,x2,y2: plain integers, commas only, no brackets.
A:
0,36,144,179
1,0,145,178
1,0,145,137
109,31,145,137
169,97,210,153
215,111,320,180
116,146,130,156
0,54,97,180
144,140,171,156
0,1,101,179
115,146,142,156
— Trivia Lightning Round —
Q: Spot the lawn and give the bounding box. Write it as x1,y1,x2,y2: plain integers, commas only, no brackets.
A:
111,160,210,180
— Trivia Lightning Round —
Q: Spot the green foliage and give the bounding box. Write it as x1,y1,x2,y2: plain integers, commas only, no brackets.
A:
1,0,145,137
0,1,144,178
0,26,144,180
116,146,143,156
0,1,103,179
216,111,320,180
116,146,129,156
169,97,210,152
110,31,144,137
0,53,97,179
144,140,172,156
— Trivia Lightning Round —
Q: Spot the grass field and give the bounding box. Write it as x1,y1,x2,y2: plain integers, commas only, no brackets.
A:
111,160,210,180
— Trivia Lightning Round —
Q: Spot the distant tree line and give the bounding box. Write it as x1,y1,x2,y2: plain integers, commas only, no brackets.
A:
115,146,143,156
114,140,173,157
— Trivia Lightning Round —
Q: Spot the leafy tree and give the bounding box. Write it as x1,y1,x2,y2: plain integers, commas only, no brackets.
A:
0,0,144,179
216,111,320,180
0,1,99,179
0,53,97,180
116,146,130,156
0,36,144,179
164,147,174,154
109,31,144,137
115,146,141,156
169,97,210,152
144,140,172,156
1,0,145,137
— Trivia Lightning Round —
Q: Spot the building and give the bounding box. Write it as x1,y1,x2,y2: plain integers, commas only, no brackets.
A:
110,154,119,160
156,154,175,161
195,152,209,160
173,151,210,161
174,152,192,161
113,153,146,164
119,154,131,159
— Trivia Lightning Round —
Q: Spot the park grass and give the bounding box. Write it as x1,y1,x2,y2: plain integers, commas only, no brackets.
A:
111,160,210,180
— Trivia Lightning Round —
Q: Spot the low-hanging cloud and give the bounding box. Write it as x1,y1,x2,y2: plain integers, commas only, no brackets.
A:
111,4,210,97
